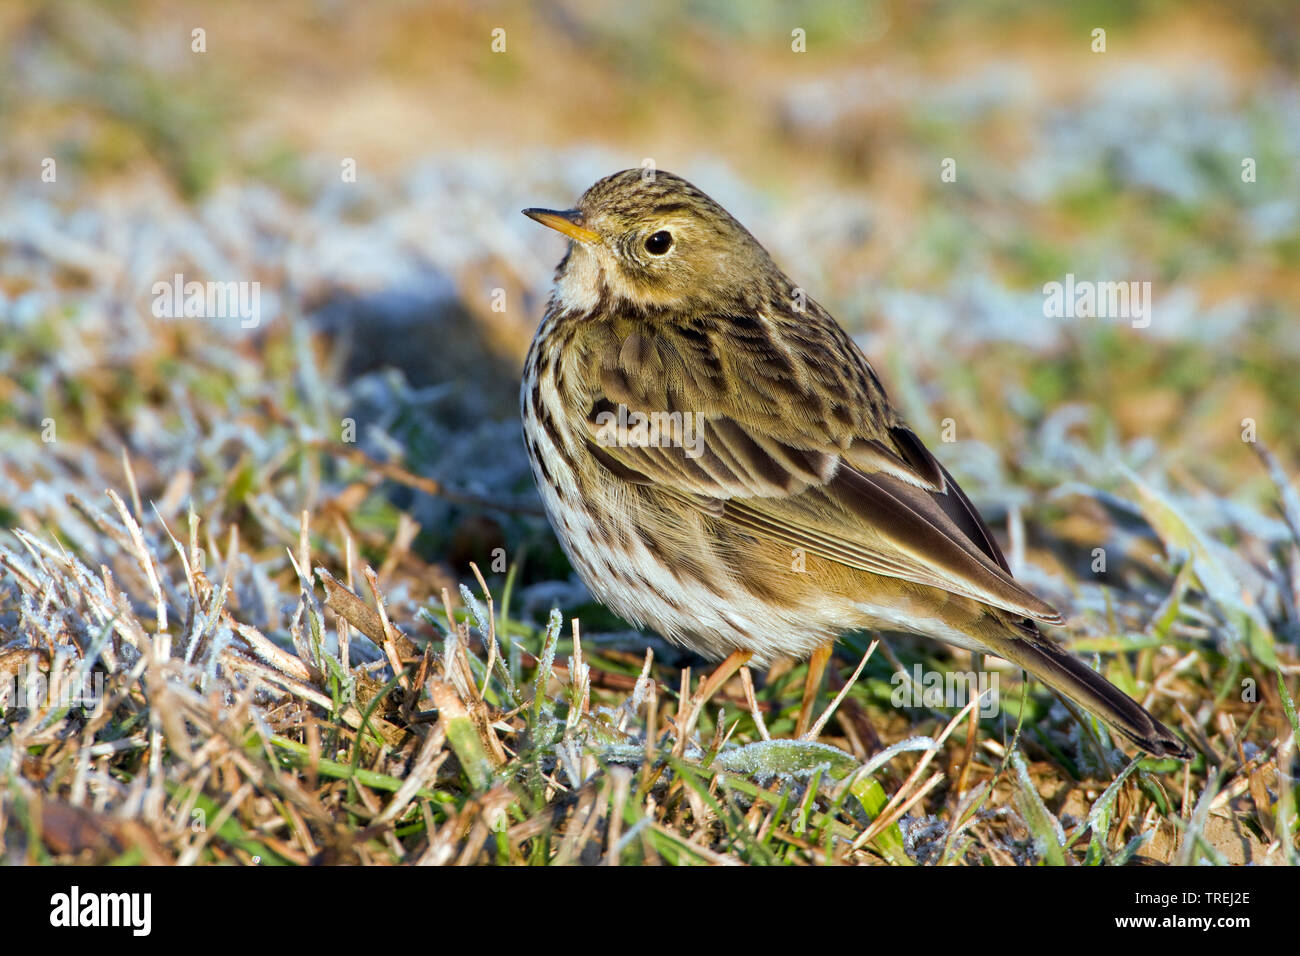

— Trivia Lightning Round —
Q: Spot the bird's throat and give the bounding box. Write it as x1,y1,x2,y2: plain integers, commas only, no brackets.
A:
554,247,604,314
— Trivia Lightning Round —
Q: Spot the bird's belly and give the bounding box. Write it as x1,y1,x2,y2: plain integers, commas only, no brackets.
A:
526,436,859,663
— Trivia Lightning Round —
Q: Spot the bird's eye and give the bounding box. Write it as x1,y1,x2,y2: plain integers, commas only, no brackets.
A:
644,230,673,255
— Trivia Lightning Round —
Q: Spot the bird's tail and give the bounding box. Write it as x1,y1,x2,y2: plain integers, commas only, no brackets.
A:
981,623,1192,760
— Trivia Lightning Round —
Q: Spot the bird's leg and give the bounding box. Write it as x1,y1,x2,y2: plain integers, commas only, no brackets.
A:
796,640,834,739
673,649,752,755
955,651,983,797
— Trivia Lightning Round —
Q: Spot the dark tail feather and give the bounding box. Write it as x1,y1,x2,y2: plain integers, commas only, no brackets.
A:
984,625,1192,760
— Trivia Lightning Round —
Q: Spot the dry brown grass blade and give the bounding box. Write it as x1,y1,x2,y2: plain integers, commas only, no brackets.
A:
221,613,315,684
106,489,167,636
317,566,389,645
671,649,751,758
739,666,771,741
363,565,409,696
803,640,877,741
468,562,500,697
795,640,833,738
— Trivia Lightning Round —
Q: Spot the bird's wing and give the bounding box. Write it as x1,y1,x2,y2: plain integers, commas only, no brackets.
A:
578,318,1063,625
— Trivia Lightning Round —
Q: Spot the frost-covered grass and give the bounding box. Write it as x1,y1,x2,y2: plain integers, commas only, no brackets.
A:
2,0,1299,865
1,442,1297,864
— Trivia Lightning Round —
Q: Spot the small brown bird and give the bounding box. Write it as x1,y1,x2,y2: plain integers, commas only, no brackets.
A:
521,169,1190,760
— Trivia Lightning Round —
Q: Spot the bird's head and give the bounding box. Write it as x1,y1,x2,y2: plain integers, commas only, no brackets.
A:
524,169,776,314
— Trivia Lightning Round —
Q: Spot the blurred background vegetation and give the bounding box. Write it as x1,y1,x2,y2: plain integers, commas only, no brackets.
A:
4,0,1299,620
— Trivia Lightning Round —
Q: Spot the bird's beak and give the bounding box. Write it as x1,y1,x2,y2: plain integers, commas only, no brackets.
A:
522,208,600,245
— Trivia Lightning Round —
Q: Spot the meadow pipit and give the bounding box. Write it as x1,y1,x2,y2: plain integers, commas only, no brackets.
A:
521,169,1190,759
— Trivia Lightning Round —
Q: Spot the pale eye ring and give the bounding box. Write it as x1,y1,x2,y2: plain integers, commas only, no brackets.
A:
644,230,673,255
